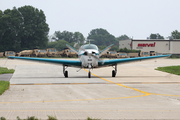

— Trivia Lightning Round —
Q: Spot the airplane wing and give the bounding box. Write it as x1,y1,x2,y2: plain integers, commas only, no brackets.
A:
8,56,81,67
98,54,171,67
99,44,114,57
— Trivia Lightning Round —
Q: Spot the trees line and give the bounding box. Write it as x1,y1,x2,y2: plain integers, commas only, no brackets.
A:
0,6,49,52
1,5,180,52
48,29,180,51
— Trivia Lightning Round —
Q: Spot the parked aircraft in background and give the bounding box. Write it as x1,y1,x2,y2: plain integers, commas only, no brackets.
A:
8,43,170,78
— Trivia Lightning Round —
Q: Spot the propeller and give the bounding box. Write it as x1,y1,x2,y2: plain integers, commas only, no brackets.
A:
80,42,105,65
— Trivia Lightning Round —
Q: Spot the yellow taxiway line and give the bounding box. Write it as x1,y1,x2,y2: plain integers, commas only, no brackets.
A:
84,69,180,97
1,69,180,104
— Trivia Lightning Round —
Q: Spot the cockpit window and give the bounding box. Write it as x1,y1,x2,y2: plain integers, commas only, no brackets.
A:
83,44,98,50
39,50,46,53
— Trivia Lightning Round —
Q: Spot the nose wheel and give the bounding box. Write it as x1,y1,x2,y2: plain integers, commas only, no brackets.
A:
64,71,68,77
112,64,117,77
88,71,91,78
88,63,92,78
63,65,68,78
112,70,116,77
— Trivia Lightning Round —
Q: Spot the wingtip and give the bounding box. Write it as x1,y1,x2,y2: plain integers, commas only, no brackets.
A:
8,56,15,59
167,54,172,57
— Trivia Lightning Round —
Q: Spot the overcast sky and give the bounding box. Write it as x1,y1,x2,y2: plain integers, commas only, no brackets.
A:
0,0,180,39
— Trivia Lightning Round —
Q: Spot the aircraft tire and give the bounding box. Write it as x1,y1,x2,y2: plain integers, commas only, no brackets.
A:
88,72,91,78
64,71,68,78
112,70,116,77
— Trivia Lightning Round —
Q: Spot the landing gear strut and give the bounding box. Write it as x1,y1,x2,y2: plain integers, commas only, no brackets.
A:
63,65,68,78
112,64,117,77
88,63,92,78
88,71,91,78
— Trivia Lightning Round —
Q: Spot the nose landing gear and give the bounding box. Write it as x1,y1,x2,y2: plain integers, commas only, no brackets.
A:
88,71,91,78
63,65,68,78
112,64,117,77
88,63,92,78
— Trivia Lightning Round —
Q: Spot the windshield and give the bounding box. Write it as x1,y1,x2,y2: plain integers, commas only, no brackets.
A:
49,49,57,52
110,51,117,54
143,52,149,55
83,44,98,50
39,50,46,53
7,52,14,55
120,53,126,55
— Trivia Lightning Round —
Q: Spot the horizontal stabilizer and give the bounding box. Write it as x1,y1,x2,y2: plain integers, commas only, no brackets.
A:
99,44,113,57
66,44,78,54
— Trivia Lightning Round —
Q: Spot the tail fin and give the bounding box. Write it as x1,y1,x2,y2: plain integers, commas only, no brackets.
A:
99,44,113,57
66,44,78,54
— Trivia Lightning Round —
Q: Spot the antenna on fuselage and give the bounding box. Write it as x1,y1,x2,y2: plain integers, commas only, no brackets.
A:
86,39,94,44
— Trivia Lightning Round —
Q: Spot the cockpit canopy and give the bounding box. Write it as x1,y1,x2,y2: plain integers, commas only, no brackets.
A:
83,44,98,50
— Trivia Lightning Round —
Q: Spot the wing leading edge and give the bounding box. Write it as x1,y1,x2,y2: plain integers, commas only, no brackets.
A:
8,54,171,68
8,56,81,67
98,54,171,67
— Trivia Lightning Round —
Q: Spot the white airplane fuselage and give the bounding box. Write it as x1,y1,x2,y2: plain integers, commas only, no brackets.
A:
78,46,99,68
66,43,113,69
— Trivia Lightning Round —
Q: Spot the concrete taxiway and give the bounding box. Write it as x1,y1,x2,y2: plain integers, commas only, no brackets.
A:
0,58,180,119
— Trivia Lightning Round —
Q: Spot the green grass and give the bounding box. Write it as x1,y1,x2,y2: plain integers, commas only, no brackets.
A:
87,117,101,120
0,116,101,120
0,67,13,95
0,67,15,74
0,116,100,120
0,117,6,120
155,66,180,75
169,55,180,59
0,81,10,95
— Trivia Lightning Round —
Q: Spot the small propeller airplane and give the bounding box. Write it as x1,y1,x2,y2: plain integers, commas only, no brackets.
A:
8,43,171,78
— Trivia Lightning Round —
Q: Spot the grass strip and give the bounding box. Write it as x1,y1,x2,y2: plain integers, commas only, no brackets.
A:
0,81,10,95
0,116,97,120
155,66,180,75
169,55,180,59
0,67,15,74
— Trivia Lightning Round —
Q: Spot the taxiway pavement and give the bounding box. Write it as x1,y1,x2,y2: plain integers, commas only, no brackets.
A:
0,58,180,119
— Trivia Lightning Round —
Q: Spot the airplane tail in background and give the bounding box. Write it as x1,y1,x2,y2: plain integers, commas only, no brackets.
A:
99,44,114,57
66,44,78,54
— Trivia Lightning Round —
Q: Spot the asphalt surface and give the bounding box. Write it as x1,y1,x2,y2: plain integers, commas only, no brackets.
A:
0,58,180,119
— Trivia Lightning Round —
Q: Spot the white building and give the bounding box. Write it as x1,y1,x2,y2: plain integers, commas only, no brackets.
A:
119,39,180,54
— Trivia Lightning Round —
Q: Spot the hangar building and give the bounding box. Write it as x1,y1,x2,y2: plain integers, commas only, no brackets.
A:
119,39,180,54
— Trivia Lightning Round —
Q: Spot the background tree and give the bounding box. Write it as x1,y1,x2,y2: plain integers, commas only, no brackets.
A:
118,47,140,53
47,40,74,51
171,30,180,39
73,32,85,44
52,31,74,43
87,28,117,47
150,33,164,39
116,34,130,41
18,6,49,50
0,6,49,52
52,31,85,44
0,8,22,51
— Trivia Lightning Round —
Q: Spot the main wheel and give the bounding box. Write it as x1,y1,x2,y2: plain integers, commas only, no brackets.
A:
88,72,91,78
64,71,68,78
112,70,116,77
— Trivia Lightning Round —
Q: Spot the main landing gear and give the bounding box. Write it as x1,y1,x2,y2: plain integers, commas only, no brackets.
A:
112,64,117,77
63,65,68,78
63,64,117,78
